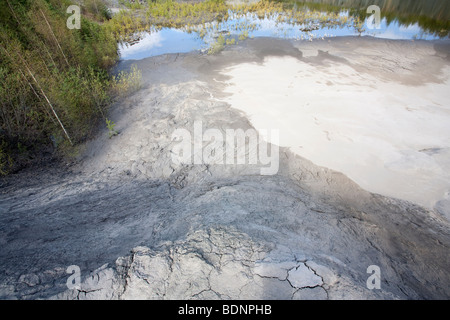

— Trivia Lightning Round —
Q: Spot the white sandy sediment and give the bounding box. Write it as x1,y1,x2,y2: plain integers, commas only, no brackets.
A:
220,53,450,216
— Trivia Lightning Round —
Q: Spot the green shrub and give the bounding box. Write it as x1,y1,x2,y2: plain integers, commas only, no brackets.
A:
111,64,142,96
208,34,226,54
0,0,122,172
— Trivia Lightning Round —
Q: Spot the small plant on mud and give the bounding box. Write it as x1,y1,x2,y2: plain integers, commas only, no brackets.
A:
112,64,142,96
238,30,249,41
226,37,236,45
106,119,118,138
208,34,226,54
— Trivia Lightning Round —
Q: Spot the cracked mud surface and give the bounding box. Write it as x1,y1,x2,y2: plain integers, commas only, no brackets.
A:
52,228,382,300
1,37,450,299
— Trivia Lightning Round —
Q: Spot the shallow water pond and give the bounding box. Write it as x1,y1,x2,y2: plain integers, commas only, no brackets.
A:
119,0,449,60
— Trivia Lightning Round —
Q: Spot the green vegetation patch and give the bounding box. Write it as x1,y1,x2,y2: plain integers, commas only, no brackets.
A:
0,0,140,174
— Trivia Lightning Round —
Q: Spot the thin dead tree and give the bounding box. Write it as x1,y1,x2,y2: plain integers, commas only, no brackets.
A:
40,8,70,67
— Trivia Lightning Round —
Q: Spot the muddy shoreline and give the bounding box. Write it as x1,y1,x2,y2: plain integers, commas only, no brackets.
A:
1,36,449,299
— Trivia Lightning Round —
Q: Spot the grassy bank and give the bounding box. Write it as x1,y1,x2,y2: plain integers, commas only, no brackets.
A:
0,0,141,175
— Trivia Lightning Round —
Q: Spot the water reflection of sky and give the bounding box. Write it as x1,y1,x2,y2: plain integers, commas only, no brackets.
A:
371,19,439,40
119,12,443,60
119,28,205,60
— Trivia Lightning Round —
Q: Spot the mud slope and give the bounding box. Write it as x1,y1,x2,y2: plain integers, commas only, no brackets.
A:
1,37,449,300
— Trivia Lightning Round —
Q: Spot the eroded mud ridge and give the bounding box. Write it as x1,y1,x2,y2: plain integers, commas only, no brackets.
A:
1,37,449,299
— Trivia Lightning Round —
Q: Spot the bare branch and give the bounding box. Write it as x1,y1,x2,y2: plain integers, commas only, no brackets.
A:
40,8,70,68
